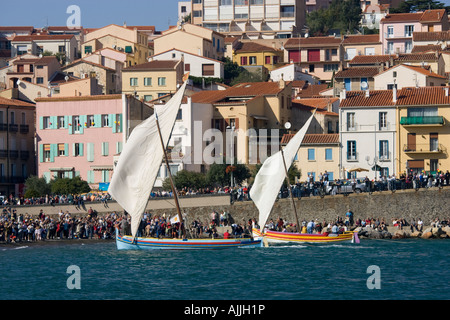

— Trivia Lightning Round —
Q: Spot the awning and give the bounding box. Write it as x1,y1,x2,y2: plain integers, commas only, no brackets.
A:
251,115,269,120
49,167,74,171
90,165,114,171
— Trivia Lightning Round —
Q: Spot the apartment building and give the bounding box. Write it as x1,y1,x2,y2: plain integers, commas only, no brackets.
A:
191,0,306,39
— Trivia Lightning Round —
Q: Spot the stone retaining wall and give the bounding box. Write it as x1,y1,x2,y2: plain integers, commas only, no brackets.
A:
11,187,450,227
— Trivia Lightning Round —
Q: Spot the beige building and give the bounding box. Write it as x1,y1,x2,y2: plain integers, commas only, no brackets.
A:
190,80,293,164
0,97,36,195
82,24,150,67
122,60,184,102
374,64,447,90
291,97,339,134
282,133,340,182
154,23,225,60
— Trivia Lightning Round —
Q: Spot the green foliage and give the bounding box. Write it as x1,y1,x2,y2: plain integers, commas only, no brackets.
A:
162,170,208,191
50,176,91,195
230,68,265,86
24,175,51,197
206,161,251,187
221,57,243,85
306,0,362,36
189,75,223,87
390,0,447,13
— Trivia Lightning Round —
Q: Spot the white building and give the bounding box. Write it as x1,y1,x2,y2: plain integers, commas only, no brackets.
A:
153,96,213,187
270,63,319,84
339,89,397,179
373,63,447,90
11,34,78,64
149,48,224,79
191,0,306,39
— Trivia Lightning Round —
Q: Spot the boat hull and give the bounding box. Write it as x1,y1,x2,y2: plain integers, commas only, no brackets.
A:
252,228,356,244
116,232,262,250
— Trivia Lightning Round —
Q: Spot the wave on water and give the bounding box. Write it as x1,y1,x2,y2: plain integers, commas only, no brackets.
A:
1,245,29,251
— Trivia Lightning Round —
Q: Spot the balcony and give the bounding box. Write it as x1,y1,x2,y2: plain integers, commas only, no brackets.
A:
403,143,445,154
9,124,18,132
20,124,29,133
0,150,7,158
0,124,7,131
346,152,359,162
400,116,444,126
9,150,19,158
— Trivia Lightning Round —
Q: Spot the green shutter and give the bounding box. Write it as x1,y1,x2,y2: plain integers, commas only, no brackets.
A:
111,114,117,133
68,116,73,134
43,172,51,183
64,143,69,156
49,144,56,162
94,114,102,128
72,143,76,156
79,143,84,156
108,114,114,128
87,143,94,162
118,114,123,133
39,144,44,163
64,116,69,129
39,117,44,130
75,171,80,177
87,170,94,183
79,115,86,134
102,142,109,156
68,171,73,179
116,141,123,154
51,116,58,129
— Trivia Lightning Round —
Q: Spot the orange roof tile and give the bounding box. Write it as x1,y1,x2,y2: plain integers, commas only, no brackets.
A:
123,60,179,71
339,90,395,107
284,36,342,49
420,9,446,22
342,34,380,44
282,133,339,145
334,67,381,78
297,84,329,98
349,54,394,65
395,52,439,62
380,12,423,23
413,31,450,42
396,86,450,105
234,42,280,53
0,97,35,107
12,34,74,41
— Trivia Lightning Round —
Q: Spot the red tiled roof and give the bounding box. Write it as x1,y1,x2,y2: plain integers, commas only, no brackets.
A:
234,41,280,53
282,133,339,145
284,36,342,49
420,9,446,22
339,90,395,107
342,34,380,44
413,31,450,42
411,44,444,53
349,54,394,65
123,60,179,71
191,81,288,104
0,97,35,107
292,97,338,110
396,86,450,105
395,52,439,62
334,67,381,78
12,34,75,41
297,84,329,98
380,12,423,23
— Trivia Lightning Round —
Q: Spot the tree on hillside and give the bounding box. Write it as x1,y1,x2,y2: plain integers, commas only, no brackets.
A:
162,170,208,191
390,0,448,13
306,0,362,36
206,161,251,187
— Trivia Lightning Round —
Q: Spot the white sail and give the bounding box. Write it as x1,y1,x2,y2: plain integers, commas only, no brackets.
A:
250,112,316,230
108,81,187,237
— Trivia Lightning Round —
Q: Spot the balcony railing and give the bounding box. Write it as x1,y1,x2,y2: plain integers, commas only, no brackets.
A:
0,124,7,131
20,124,29,133
346,152,359,162
400,116,444,126
20,150,30,160
403,143,445,153
9,124,18,132
9,150,18,158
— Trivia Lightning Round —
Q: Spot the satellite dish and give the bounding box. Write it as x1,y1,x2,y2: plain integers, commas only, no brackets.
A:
361,81,368,90
284,122,291,130
16,80,21,85
64,76,69,82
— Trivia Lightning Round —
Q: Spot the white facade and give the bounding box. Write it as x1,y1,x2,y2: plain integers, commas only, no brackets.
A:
373,64,447,90
154,97,213,187
11,36,78,63
270,63,318,84
339,100,397,180
150,49,224,79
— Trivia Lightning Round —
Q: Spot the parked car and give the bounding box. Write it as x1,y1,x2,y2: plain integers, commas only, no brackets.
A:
326,179,367,194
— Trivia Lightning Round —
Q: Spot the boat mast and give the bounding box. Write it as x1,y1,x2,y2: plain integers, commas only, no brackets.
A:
280,148,300,232
155,113,187,239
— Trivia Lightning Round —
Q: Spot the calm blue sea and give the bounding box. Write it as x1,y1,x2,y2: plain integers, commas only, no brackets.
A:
1,239,449,300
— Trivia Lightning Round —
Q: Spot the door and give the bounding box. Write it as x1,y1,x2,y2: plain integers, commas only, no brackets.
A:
288,50,300,63
407,133,416,151
307,49,320,62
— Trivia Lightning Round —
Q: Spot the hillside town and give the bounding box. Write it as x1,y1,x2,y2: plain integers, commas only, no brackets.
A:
0,0,450,200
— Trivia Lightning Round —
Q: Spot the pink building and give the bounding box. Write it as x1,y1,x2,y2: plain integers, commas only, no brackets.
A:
380,9,449,55
35,94,153,189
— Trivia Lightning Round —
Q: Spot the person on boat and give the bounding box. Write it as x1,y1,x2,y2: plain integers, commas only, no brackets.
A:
223,229,230,239
307,220,315,234
331,224,340,235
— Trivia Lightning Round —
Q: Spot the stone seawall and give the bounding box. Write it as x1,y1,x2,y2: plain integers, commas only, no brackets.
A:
11,187,450,226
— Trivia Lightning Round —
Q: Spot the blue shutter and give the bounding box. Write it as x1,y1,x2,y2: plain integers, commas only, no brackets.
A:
39,117,44,130
118,114,123,133
64,143,69,156
39,144,44,163
94,114,102,128
64,116,69,129
79,143,84,156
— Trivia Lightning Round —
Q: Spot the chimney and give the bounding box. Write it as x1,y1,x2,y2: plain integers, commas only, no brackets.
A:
392,86,397,103
279,73,286,89
365,89,370,98
445,87,449,97
340,89,346,101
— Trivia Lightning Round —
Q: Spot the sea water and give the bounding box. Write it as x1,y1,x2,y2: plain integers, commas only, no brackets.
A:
1,239,449,300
